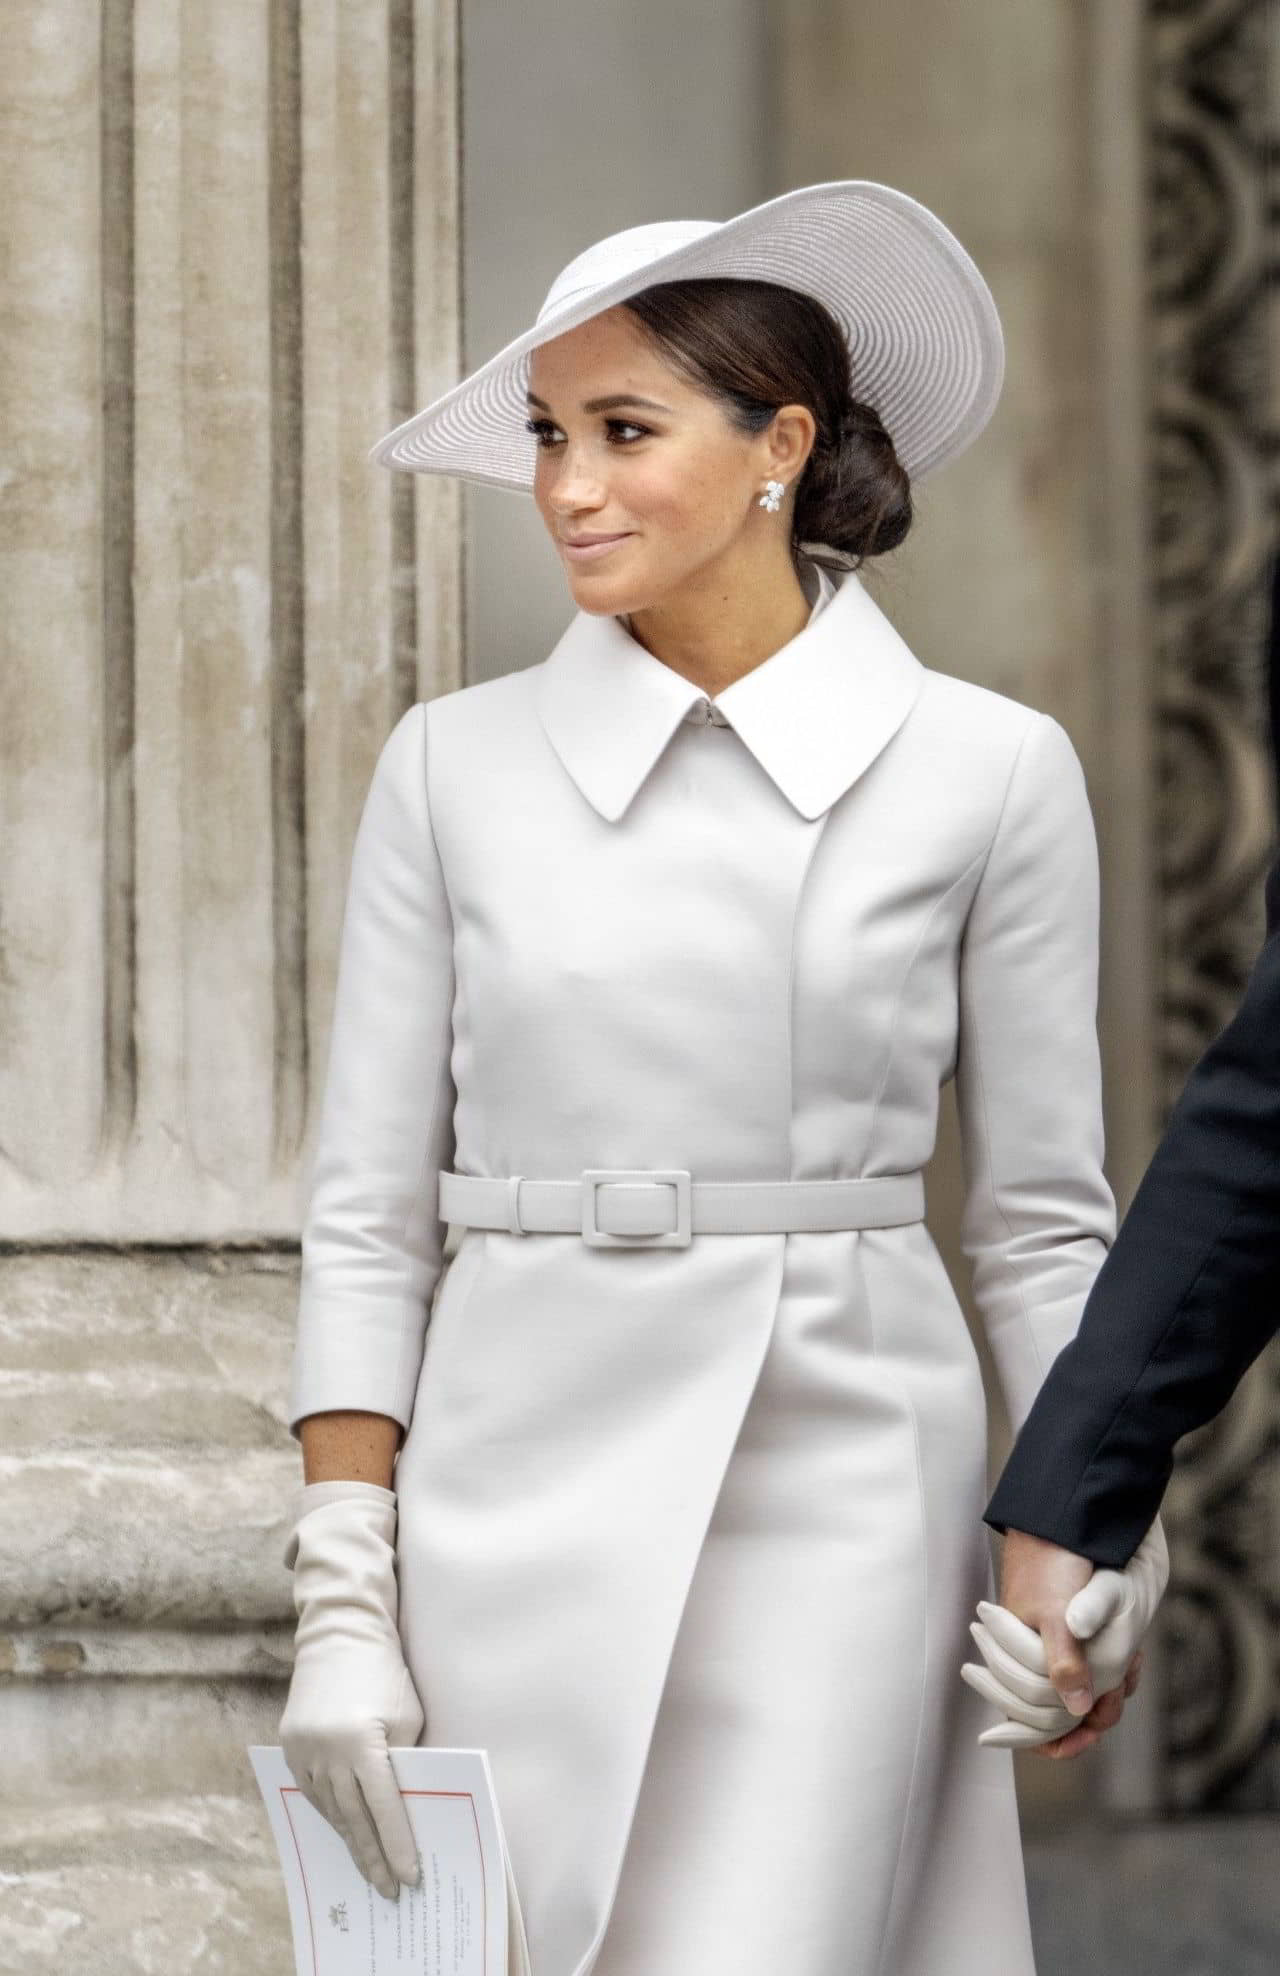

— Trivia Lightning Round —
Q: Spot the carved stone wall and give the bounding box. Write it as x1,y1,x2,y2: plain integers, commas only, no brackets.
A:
1151,0,1280,1812
0,3,461,1966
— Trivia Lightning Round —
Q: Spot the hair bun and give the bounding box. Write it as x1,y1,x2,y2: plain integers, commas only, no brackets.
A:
797,393,912,567
834,397,892,452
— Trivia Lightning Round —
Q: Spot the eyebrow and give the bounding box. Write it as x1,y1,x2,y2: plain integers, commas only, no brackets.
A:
525,391,674,416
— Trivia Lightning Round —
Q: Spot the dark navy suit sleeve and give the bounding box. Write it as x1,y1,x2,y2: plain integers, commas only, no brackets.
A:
984,850,1280,1567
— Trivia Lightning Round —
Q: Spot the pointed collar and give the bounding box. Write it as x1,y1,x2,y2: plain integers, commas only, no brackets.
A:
533,564,927,822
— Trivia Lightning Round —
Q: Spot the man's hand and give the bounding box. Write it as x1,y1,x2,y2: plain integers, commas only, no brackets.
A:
961,1518,1168,1757
1000,1529,1097,1715
1026,1652,1144,1760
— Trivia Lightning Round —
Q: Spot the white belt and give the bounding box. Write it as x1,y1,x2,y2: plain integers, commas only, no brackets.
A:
438,1167,926,1250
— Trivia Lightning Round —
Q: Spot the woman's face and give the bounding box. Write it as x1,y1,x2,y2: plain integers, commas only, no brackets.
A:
526,307,809,616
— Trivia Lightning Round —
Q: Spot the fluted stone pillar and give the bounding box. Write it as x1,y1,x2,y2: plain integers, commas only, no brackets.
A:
0,2,461,1966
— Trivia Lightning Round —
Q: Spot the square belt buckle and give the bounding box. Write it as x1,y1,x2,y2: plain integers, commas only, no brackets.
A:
580,1169,693,1249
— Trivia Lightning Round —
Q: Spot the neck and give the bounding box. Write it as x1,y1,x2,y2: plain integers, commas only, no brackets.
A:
621,543,814,697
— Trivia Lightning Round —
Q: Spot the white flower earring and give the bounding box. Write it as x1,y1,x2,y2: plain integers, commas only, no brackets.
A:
758,479,785,513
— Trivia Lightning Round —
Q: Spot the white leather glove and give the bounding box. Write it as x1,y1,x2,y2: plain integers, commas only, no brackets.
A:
961,1515,1169,1749
279,1479,424,1898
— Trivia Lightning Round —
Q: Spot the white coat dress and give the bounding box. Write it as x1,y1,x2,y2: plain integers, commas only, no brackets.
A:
287,556,1117,1976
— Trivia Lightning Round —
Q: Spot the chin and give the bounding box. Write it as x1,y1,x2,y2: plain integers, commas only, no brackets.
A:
567,573,648,616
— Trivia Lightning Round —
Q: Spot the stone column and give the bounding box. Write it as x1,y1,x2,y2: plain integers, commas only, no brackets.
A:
0,1,460,1965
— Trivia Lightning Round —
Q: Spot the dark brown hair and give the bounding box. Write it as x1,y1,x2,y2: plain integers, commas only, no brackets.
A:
622,277,912,575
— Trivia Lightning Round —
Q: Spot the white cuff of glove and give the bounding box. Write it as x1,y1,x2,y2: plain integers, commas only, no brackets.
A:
962,1514,1169,1750
279,1482,424,1900
282,1478,397,1570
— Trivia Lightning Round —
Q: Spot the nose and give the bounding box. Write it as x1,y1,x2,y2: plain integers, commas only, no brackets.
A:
545,440,608,513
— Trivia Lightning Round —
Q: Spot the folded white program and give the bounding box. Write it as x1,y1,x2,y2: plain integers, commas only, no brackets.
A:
249,1744,529,1976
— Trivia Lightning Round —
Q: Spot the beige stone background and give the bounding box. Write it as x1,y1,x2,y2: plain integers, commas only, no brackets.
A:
2,1,1277,1970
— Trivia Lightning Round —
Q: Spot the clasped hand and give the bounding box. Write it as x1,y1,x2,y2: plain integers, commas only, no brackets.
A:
960,1516,1168,1757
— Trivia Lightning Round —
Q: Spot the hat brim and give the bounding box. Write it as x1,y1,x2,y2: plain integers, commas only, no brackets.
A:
369,179,1005,489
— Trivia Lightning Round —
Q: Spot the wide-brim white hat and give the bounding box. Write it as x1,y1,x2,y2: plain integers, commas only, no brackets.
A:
369,179,1004,490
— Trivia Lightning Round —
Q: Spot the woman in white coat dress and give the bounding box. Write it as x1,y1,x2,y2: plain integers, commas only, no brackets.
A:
279,181,1119,1976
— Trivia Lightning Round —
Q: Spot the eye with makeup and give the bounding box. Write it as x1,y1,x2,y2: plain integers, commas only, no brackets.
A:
524,417,651,449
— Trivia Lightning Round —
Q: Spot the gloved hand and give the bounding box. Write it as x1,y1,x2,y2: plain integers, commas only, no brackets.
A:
961,1514,1169,1749
279,1478,424,1899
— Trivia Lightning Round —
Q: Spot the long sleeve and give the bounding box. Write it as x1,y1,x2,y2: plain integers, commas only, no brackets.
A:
954,712,1117,1437
287,701,458,1439
986,850,1280,1565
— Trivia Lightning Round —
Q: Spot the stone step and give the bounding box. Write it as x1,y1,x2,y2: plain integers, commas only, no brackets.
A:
0,1794,293,1976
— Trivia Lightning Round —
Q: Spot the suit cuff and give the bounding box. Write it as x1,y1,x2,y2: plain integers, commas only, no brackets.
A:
983,1470,1164,1570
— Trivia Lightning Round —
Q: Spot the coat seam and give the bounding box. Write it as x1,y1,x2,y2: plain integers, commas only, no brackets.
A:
967,710,1044,900
863,842,992,1165
394,700,459,1415
398,1229,488,1459
788,810,837,1170
863,1234,930,1976
956,713,1054,1398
